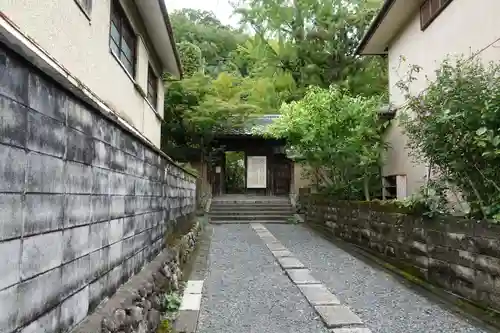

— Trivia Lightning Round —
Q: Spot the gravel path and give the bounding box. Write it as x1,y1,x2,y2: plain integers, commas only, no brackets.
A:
266,224,489,333
196,224,329,333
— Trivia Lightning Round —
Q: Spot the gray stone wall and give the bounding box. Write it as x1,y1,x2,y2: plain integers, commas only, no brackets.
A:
0,45,196,333
305,195,500,313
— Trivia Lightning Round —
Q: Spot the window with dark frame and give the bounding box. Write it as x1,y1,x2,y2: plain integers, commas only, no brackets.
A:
109,0,136,76
75,0,92,17
147,65,159,110
420,0,453,30
383,175,397,200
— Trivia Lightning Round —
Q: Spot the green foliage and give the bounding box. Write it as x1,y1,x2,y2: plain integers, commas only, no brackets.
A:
163,1,390,181
157,319,173,333
399,58,500,221
170,9,246,77
161,292,182,313
161,72,257,161
395,180,449,218
234,0,388,97
225,152,245,193
177,42,203,77
268,86,385,200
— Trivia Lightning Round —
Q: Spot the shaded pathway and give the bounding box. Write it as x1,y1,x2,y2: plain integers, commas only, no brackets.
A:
193,223,490,333
196,224,329,333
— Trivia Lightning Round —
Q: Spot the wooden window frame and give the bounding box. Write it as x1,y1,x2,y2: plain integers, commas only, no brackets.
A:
420,0,453,30
109,0,137,77
382,175,398,200
147,65,159,110
74,0,92,19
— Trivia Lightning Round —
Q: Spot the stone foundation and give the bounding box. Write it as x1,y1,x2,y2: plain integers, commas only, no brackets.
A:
71,220,202,333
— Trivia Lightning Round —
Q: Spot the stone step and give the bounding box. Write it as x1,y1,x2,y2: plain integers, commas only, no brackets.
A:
209,220,291,224
210,214,292,221
211,204,293,209
212,199,290,205
210,210,294,215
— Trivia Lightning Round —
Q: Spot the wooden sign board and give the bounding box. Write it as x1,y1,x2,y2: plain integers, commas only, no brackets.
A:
246,156,266,188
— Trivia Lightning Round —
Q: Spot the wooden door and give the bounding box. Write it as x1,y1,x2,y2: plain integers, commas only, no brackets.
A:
272,161,291,195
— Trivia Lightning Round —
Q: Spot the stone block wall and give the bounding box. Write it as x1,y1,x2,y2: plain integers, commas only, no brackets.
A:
0,45,196,333
305,195,500,312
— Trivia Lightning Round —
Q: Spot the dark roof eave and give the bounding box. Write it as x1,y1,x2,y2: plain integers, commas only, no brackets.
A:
355,0,396,56
158,0,183,79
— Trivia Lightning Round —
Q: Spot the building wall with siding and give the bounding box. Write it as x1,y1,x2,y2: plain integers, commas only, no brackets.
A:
0,45,196,333
1,0,167,147
383,0,500,197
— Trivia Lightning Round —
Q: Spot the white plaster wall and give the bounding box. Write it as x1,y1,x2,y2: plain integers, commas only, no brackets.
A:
1,0,165,148
292,163,312,195
143,100,162,148
385,0,500,197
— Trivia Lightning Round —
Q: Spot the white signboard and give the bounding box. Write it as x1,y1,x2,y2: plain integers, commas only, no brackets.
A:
247,156,267,188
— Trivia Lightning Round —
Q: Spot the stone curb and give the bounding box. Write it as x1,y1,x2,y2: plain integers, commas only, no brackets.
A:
174,280,204,333
250,223,372,332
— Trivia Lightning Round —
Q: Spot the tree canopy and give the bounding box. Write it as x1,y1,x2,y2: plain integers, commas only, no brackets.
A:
268,86,385,200
162,1,389,194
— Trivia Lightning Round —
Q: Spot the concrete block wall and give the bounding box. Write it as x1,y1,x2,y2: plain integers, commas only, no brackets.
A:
305,195,500,313
0,45,196,333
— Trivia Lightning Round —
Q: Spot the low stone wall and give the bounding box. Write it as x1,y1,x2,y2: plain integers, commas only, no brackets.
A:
0,45,196,333
305,195,500,313
72,219,202,333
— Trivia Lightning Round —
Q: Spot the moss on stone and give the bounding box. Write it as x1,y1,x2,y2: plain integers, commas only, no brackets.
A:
157,319,173,333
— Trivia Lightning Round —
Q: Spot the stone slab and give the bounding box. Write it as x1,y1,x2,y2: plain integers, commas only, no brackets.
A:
277,256,305,269
185,280,204,294
330,328,372,333
250,223,266,230
266,241,287,251
180,293,202,311
272,250,292,258
257,231,275,238
285,269,319,284
297,284,340,306
315,305,363,328
174,310,199,333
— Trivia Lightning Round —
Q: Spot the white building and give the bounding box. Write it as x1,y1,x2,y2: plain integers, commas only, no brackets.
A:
1,0,182,148
356,0,500,199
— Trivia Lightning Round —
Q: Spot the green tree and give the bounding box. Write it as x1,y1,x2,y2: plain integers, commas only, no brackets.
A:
234,0,387,97
177,42,204,77
269,86,385,200
170,9,246,76
162,72,259,161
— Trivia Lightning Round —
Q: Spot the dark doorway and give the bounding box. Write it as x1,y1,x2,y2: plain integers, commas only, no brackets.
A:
271,155,291,195
225,151,245,194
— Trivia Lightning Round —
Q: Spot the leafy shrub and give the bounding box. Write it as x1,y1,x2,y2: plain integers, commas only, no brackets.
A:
398,58,500,221
268,86,386,201
395,180,449,218
161,292,182,313
157,319,173,333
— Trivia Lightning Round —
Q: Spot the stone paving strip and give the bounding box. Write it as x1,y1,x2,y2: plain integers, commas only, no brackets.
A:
251,223,372,332
175,280,204,333
196,224,330,333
